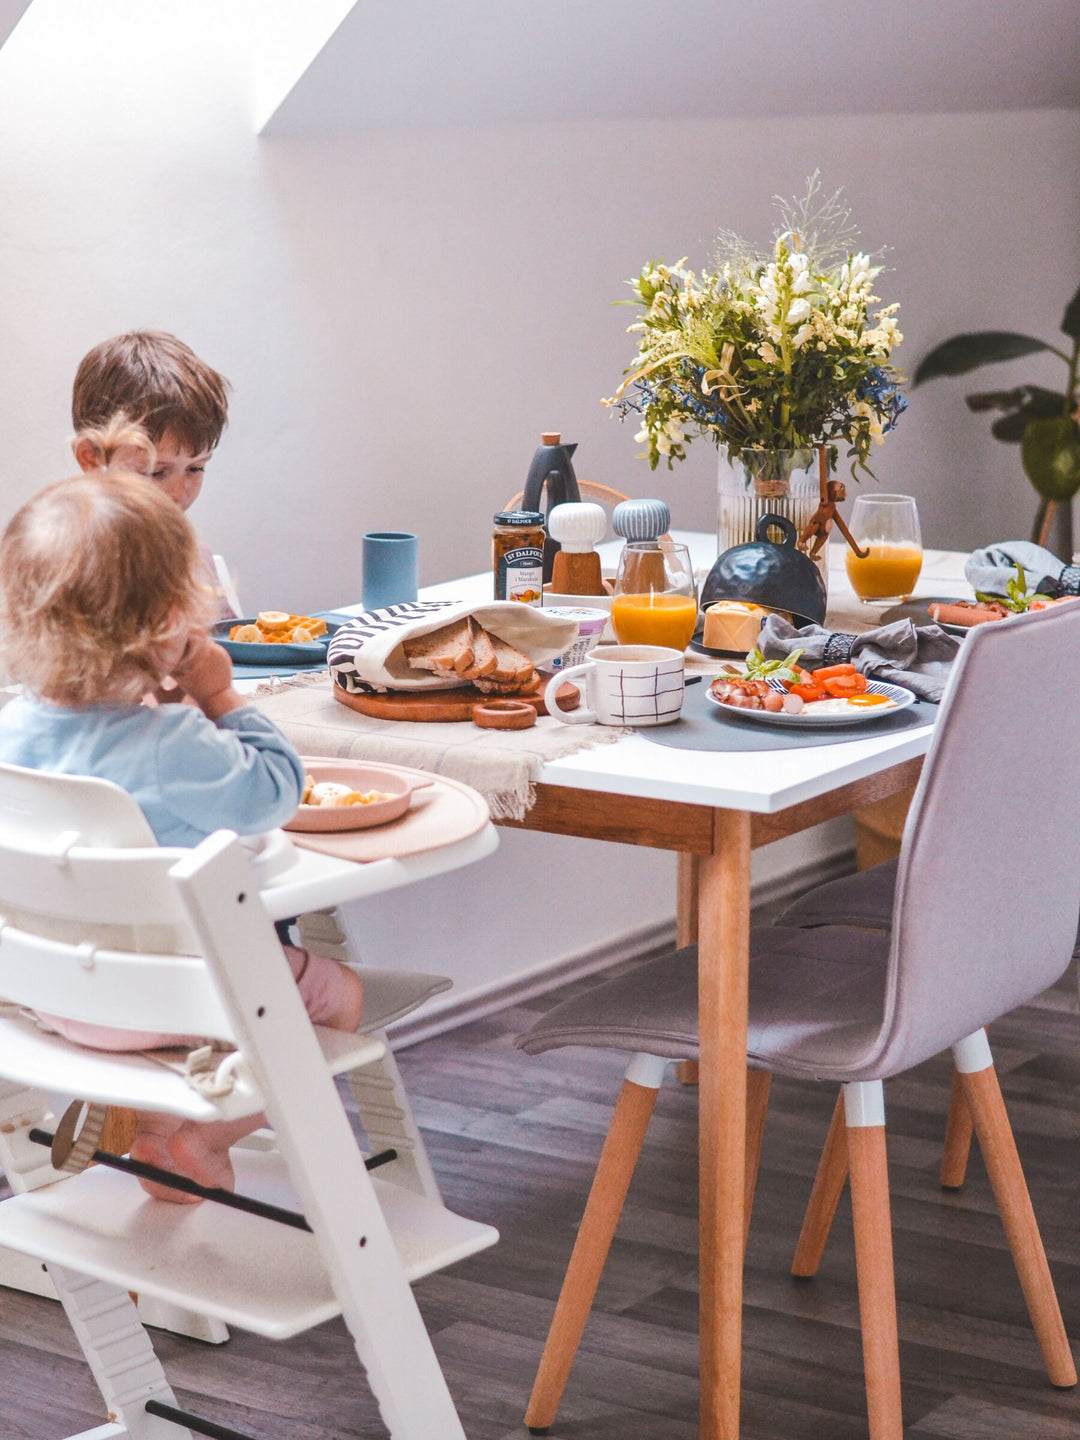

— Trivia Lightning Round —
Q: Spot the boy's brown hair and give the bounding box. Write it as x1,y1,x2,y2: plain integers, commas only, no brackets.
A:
1,420,214,704
72,330,231,455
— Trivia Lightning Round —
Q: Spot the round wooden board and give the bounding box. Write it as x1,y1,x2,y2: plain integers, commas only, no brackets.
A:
333,679,579,722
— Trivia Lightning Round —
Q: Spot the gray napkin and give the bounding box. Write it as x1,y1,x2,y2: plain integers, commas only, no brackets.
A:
965,540,1080,598
758,614,961,703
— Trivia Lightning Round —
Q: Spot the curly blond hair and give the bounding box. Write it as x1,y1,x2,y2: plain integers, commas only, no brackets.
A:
1,427,214,704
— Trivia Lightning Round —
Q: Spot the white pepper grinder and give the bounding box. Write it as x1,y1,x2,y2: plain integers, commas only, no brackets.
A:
547,502,608,595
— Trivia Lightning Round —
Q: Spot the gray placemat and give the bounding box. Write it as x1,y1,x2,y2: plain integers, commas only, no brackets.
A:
641,678,938,752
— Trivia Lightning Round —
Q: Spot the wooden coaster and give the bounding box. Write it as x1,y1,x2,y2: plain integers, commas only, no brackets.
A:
333,680,579,723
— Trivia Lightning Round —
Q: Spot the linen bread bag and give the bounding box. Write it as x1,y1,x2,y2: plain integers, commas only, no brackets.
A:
327,600,579,694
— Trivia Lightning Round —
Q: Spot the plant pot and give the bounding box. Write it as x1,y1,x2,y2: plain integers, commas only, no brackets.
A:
717,449,827,590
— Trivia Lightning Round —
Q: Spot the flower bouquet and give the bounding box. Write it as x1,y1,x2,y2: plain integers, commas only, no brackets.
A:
606,178,907,562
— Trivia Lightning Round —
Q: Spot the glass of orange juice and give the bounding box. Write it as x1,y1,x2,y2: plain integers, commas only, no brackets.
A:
611,541,698,650
845,494,923,604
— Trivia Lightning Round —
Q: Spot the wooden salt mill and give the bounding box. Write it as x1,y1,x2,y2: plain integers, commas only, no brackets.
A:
547,502,608,595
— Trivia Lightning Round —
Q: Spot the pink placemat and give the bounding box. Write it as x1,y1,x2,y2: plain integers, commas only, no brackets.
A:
285,760,489,863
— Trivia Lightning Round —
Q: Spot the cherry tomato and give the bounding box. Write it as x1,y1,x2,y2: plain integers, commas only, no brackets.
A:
813,664,858,680
823,675,865,697
791,680,825,701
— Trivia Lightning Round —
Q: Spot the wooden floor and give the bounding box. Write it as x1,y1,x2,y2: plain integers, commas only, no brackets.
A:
2,960,1080,1439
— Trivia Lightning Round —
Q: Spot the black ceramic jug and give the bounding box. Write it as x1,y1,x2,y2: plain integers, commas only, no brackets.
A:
522,432,582,583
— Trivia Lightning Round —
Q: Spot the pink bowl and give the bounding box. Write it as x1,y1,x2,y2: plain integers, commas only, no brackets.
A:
284,761,433,833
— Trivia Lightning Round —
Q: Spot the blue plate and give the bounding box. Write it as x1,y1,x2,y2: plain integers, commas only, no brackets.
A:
212,616,343,667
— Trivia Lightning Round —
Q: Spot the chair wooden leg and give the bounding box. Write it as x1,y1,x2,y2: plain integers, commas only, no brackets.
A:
845,1082,903,1440
940,1067,974,1189
791,1091,849,1278
525,1057,664,1434
955,1038,1077,1388
743,1070,771,1249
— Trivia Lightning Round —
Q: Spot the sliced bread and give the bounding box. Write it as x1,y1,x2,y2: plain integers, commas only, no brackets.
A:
488,634,534,685
403,617,475,673
460,618,498,680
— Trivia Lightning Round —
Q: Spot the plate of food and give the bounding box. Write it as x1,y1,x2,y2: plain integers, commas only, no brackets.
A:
706,649,916,728
284,762,434,832
213,611,341,665
882,565,1080,635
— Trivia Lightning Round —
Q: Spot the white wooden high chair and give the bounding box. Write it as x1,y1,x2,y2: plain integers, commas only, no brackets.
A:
0,764,496,1438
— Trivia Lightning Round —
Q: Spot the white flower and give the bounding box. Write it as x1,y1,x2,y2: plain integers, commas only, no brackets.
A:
788,251,812,294
664,417,685,443
791,322,814,350
634,426,649,445
786,298,812,326
656,433,672,456
758,342,780,365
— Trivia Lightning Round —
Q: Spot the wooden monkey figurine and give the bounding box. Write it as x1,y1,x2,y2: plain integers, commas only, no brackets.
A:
798,480,869,560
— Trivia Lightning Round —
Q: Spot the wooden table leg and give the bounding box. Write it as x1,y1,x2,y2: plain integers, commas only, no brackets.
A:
677,853,701,1086
699,810,752,1440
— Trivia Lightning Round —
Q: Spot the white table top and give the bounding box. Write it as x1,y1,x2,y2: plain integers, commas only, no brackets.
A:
406,534,972,816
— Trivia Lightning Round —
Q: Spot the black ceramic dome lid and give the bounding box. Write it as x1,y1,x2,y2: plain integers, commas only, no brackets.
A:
700,514,827,627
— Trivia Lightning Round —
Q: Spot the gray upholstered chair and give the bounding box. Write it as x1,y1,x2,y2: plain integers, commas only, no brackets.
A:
517,603,1080,1440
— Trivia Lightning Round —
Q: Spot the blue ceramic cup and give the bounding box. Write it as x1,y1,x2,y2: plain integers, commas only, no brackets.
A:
362,531,419,611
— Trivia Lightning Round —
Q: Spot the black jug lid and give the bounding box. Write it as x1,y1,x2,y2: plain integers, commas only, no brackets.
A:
701,513,827,626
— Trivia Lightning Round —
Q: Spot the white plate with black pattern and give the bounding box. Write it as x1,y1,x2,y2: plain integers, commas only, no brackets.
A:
706,676,917,727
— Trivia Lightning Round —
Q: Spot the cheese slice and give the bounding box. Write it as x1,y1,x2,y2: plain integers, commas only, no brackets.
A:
703,601,772,653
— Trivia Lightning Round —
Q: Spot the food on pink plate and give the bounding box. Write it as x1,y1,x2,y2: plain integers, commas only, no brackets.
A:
302,776,392,808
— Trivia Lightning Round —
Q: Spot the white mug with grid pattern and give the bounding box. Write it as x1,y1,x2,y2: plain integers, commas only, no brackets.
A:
544,644,685,726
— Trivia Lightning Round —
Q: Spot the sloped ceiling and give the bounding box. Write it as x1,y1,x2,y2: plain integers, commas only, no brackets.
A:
262,0,1080,136
0,0,31,52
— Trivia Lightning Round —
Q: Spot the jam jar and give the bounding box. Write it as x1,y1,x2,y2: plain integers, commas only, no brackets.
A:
492,510,545,605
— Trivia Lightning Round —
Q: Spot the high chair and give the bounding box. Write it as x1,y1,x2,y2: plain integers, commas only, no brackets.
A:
516,603,1080,1439
0,817,496,1438
0,762,465,1343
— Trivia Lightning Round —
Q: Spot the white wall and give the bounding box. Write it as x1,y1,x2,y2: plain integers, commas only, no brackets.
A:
0,2,1075,1012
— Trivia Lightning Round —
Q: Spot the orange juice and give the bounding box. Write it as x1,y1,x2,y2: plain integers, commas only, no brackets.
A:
845,543,923,600
611,593,698,649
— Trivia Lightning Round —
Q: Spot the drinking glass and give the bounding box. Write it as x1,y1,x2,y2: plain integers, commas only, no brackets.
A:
611,541,698,650
844,494,923,604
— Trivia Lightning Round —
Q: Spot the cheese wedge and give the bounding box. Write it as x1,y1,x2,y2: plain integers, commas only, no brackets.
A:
702,601,772,653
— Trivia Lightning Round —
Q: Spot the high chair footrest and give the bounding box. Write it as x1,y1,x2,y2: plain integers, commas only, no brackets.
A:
0,1147,497,1339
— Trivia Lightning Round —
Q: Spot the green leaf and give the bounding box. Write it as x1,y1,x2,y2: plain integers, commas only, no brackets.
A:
913,332,1054,386
1021,417,1080,502
965,386,1067,416
1061,279,1080,340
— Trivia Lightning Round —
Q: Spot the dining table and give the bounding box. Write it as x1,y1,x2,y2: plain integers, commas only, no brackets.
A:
252,534,974,1440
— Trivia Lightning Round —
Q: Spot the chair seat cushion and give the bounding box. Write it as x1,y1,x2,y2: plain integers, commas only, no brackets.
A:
516,926,890,1081
355,968,451,1033
775,858,898,932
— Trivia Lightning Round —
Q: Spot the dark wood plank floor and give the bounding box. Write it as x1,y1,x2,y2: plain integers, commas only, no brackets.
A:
2,959,1079,1439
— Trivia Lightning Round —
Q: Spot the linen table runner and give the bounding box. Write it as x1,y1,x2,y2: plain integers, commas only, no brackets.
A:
252,677,625,821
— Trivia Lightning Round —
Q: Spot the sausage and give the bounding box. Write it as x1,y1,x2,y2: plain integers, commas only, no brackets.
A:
928,602,1007,628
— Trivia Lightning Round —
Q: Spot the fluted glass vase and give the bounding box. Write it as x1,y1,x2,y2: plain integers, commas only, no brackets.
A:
717,448,827,589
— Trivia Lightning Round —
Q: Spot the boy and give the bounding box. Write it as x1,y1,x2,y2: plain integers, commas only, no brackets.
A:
71,330,230,511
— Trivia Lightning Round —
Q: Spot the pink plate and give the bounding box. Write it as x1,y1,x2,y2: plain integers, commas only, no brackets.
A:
284,761,434,832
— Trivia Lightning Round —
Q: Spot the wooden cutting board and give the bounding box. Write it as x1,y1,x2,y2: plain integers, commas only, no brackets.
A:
333,680,580,723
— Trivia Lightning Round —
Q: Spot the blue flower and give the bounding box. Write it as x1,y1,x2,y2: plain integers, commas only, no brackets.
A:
856,368,908,432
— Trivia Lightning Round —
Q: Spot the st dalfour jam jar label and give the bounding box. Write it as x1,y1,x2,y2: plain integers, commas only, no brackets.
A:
498,545,544,604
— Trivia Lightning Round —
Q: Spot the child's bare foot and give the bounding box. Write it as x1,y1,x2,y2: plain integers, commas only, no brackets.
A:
165,1122,237,1196
132,1112,201,1204
330,966,365,1032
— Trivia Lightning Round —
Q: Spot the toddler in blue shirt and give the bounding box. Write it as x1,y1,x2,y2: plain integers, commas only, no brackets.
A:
0,421,363,1201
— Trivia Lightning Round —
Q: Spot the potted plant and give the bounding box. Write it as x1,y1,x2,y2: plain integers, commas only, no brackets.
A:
913,283,1080,555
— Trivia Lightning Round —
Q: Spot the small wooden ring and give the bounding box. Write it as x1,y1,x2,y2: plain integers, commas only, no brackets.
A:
471,699,537,730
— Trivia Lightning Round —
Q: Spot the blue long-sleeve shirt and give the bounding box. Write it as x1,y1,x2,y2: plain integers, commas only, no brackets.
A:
0,696,305,847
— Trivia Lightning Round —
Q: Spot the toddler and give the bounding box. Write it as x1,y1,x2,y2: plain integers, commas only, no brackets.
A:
0,426,363,1202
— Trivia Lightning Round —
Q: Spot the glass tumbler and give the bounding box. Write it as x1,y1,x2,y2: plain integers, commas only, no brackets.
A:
844,494,923,604
611,541,698,650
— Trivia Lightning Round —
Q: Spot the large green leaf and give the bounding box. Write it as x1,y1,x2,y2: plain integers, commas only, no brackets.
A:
1021,417,1080,501
1061,279,1080,339
913,332,1052,386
